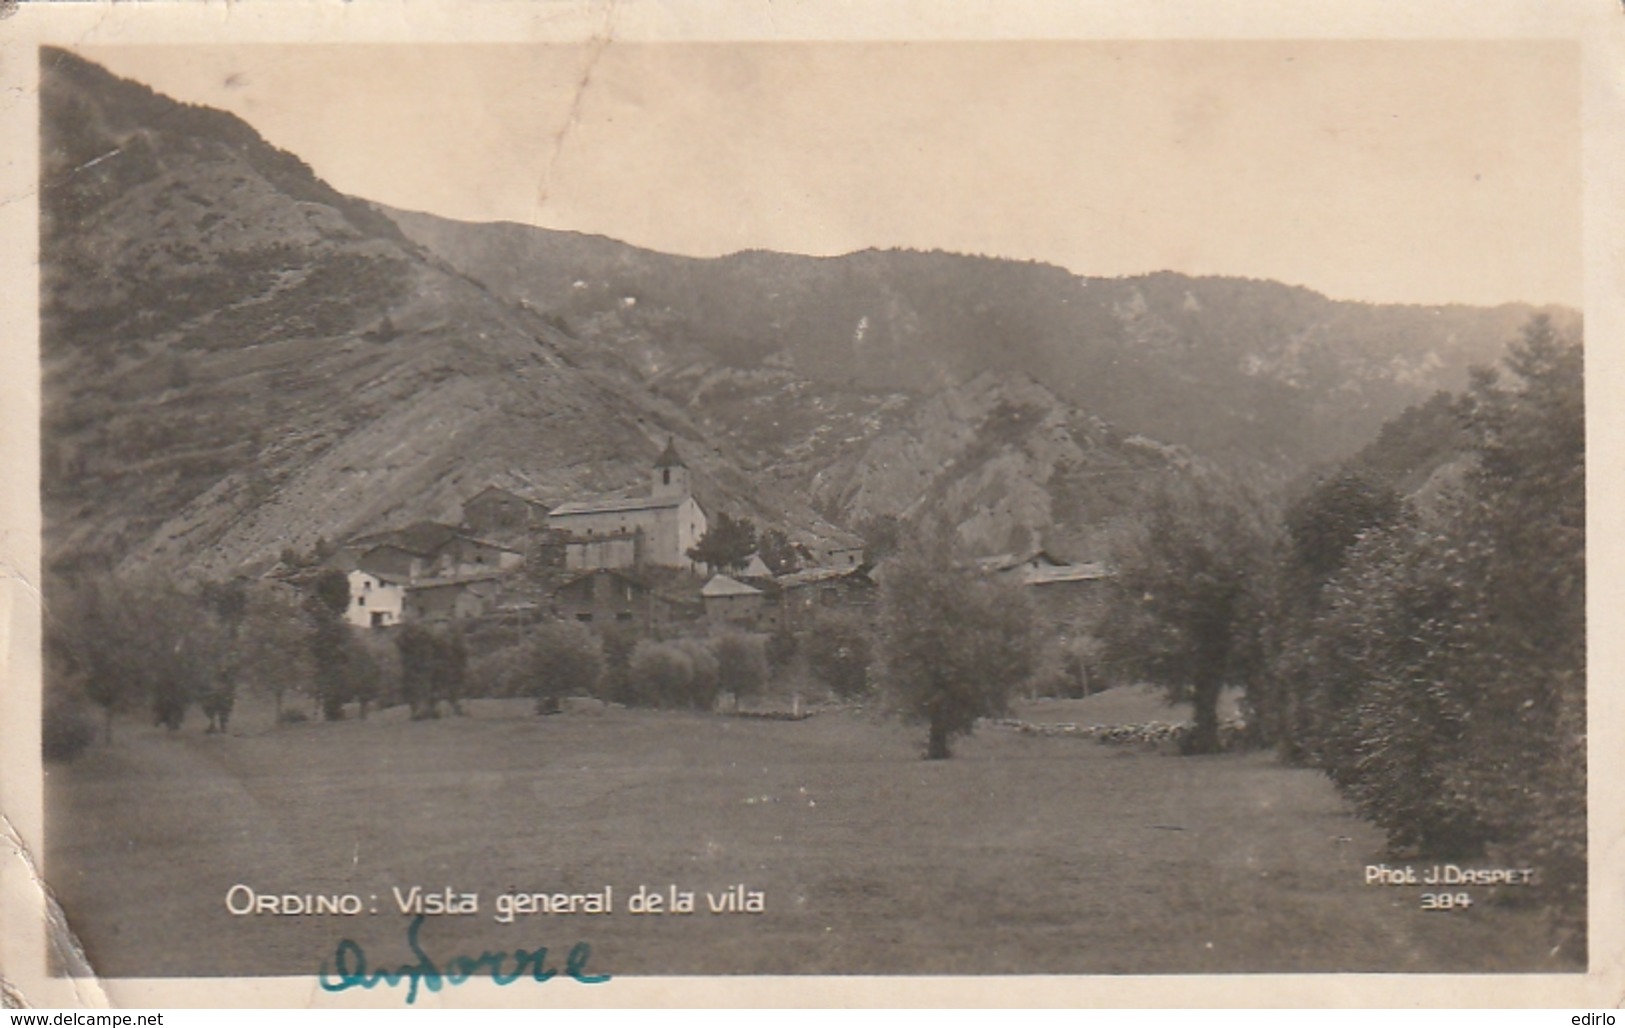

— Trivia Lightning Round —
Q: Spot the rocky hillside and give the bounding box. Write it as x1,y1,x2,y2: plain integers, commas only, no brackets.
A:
38,49,849,578
390,211,1576,474
42,49,1568,582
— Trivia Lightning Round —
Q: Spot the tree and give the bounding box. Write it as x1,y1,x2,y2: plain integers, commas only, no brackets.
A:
756,529,801,575
237,583,313,724
687,512,757,573
628,640,693,708
1283,472,1405,590
879,546,1038,759
1267,471,1406,756
305,569,355,720
1098,479,1273,754
524,621,605,711
804,610,873,699
46,575,228,741
199,578,251,733
712,631,769,708
307,613,354,720
395,624,467,720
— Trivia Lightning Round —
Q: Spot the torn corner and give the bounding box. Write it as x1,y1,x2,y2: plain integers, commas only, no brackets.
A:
2,808,110,1007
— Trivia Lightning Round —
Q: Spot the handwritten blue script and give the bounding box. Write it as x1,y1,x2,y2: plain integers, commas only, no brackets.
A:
319,914,611,1004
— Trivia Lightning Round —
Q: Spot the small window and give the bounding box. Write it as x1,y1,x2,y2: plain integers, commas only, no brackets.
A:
576,612,593,623
663,469,671,486
356,596,365,607
615,611,634,622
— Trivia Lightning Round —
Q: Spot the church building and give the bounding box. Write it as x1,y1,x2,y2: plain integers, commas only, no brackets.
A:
547,438,708,573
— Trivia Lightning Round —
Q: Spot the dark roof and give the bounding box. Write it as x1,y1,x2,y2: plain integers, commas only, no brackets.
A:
465,484,552,509
654,436,687,470
550,495,685,516
354,520,462,557
405,572,506,593
702,574,762,598
777,566,875,589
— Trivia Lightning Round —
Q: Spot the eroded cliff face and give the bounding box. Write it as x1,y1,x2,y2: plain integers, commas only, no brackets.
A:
41,49,1569,582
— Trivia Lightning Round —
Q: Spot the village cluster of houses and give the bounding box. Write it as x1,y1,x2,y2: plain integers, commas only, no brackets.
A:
316,440,875,637
290,438,1111,642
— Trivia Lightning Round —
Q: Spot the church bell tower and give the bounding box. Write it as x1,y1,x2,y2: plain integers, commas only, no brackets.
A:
652,436,690,500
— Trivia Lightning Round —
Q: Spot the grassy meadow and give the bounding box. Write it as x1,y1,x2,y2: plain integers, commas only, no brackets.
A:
45,687,1575,978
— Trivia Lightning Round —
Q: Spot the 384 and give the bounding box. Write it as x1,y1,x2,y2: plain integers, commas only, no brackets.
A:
1420,892,1473,911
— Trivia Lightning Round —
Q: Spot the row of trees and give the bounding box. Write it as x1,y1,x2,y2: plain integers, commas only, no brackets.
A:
1094,316,1584,938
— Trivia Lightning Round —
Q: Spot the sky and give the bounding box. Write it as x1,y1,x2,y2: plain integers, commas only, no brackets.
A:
80,41,1582,308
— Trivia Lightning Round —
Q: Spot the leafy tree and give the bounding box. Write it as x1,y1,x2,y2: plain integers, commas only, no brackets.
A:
1098,479,1274,754
1283,472,1405,590
879,546,1037,759
309,568,350,618
395,624,467,720
712,631,769,708
804,610,873,699
347,638,385,720
1266,471,1405,756
756,529,801,575
524,621,605,711
237,584,313,724
307,612,353,720
687,512,757,573
199,578,251,733
304,569,357,720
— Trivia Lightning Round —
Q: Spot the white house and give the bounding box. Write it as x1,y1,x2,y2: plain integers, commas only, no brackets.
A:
345,569,406,628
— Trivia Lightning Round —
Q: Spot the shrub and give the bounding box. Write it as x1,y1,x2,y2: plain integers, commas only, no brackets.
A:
471,643,532,699
628,640,693,709
712,631,769,708
805,610,874,700
674,638,721,711
764,627,798,672
524,621,605,712
594,622,640,704
43,691,96,762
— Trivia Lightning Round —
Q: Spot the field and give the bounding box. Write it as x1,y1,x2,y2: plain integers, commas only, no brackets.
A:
45,687,1575,979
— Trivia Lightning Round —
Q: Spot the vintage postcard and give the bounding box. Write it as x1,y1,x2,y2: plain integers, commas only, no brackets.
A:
1,0,1621,1009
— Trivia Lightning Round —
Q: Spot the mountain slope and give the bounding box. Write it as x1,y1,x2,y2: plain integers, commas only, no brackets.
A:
38,49,843,578
390,209,1574,474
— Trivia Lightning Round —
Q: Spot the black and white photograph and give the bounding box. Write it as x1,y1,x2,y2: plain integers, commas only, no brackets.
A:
2,0,1618,1008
